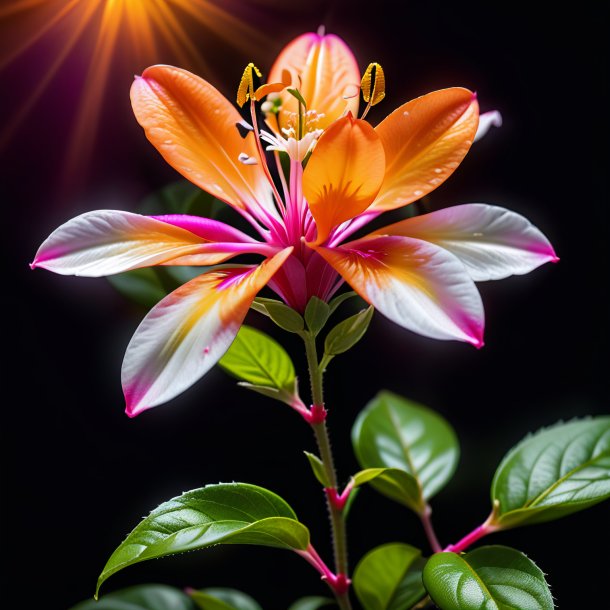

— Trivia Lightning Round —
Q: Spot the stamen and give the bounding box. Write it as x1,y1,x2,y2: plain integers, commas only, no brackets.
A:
236,62,262,107
360,62,386,120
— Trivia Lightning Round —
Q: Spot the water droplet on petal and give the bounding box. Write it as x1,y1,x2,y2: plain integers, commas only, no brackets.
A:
434,168,442,174
414,189,424,196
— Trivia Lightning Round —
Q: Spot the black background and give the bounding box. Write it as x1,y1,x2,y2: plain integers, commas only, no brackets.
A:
3,1,608,608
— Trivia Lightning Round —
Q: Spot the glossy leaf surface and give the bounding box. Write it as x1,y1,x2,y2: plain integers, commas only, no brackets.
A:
491,417,610,528
97,484,309,595
351,468,421,512
423,546,553,610
352,391,459,512
353,543,426,610
219,325,295,391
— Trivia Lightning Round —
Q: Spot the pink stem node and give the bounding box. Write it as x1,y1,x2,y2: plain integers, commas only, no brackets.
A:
296,545,351,596
323,572,351,596
325,480,354,511
302,403,328,424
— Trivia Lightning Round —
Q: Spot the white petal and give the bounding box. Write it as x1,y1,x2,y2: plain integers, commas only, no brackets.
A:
474,110,503,142
122,249,291,416
31,210,261,276
377,204,558,281
315,235,485,346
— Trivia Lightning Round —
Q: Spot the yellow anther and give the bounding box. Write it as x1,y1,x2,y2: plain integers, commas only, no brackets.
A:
237,62,262,107
361,62,386,106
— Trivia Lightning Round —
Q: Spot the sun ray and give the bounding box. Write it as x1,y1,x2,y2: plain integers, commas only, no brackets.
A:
1,0,275,184
144,0,197,70
125,0,158,61
0,0,47,20
151,0,213,76
0,0,81,71
172,0,270,56
63,0,124,180
0,0,102,149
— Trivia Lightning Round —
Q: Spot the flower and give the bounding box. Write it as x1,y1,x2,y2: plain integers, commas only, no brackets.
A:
32,30,557,417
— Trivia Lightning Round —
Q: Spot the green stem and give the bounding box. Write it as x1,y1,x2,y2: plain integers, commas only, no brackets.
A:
302,332,352,610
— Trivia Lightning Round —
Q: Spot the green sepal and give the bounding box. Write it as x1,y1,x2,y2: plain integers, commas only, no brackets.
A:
352,391,459,512
219,325,296,392
324,306,373,356
304,451,331,487
327,291,358,315
304,296,331,335
353,543,427,610
96,483,309,597
252,297,305,333
71,584,194,610
490,416,610,529
423,546,554,610
189,588,262,610
351,468,424,513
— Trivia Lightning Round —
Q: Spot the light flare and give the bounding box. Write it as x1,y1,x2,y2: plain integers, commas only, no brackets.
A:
0,0,270,180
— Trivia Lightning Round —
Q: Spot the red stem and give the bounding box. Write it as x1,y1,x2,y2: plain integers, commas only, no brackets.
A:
420,505,442,553
444,522,497,553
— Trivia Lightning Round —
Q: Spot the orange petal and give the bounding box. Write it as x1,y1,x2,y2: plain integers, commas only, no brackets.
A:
131,65,276,221
268,32,360,131
303,115,385,244
253,82,286,100
372,88,479,211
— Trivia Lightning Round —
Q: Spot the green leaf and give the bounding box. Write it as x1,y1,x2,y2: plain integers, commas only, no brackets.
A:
219,325,295,391
288,597,335,610
139,180,225,218
353,543,426,610
490,416,610,529
352,391,459,513
107,268,168,309
237,382,297,404
190,588,262,610
423,546,554,610
97,483,310,596
71,585,194,610
327,291,358,316
252,297,305,333
305,297,331,335
304,451,331,487
351,468,421,512
324,306,373,356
